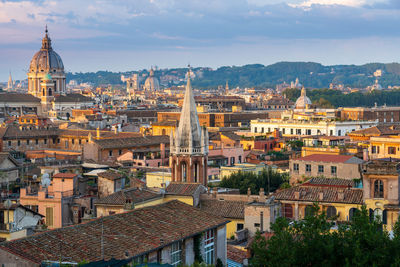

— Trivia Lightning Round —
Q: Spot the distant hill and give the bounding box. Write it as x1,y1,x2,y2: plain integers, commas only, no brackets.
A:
66,62,400,89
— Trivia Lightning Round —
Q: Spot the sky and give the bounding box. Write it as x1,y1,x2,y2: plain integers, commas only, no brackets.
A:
1,0,400,81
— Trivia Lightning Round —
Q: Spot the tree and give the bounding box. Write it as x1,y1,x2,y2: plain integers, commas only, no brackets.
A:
219,167,289,194
250,205,400,267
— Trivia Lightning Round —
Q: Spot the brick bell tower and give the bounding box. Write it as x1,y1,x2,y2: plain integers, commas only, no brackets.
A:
170,69,209,185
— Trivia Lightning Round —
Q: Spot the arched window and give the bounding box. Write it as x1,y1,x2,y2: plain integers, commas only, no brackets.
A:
181,162,187,182
162,129,166,135
282,204,293,219
305,205,314,217
326,206,337,219
349,208,358,221
374,180,384,198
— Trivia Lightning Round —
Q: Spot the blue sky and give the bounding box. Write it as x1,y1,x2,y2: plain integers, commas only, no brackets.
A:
1,0,400,81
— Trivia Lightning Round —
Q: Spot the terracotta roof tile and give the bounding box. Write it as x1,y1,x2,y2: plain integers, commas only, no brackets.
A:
94,135,169,149
53,173,77,179
165,182,205,196
302,177,355,188
274,185,363,204
199,199,245,219
0,200,228,264
227,245,247,264
98,170,124,181
94,188,161,206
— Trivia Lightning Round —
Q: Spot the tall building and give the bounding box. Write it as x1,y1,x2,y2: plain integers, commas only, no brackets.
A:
170,71,209,185
126,73,139,95
27,26,66,98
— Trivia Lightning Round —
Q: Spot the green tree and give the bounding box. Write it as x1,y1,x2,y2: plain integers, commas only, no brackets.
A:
250,205,400,267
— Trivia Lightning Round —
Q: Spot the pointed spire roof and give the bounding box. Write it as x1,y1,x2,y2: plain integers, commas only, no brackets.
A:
175,68,202,150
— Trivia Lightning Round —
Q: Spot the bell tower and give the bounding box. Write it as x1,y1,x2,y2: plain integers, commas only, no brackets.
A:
170,69,209,185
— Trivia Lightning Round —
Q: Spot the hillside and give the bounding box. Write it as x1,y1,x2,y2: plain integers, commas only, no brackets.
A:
66,62,400,89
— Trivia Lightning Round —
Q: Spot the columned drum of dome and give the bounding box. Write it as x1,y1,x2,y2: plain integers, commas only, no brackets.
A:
28,27,66,98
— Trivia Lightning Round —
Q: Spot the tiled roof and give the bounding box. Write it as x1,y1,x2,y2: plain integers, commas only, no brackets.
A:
94,135,169,149
302,177,354,188
165,182,205,196
54,93,93,103
98,170,124,180
0,200,229,264
199,199,245,219
349,125,400,136
0,93,41,103
295,154,363,164
273,186,363,204
227,245,247,264
1,125,59,139
94,188,161,205
53,173,77,179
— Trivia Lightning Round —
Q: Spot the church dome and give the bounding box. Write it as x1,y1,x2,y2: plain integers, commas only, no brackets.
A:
295,87,312,109
29,27,64,73
144,69,160,91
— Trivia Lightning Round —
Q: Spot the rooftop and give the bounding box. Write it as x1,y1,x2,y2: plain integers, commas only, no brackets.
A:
94,188,161,206
0,201,229,264
295,154,363,164
199,199,245,219
165,182,205,196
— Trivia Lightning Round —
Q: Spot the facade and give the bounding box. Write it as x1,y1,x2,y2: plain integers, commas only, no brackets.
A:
170,73,209,185
251,119,377,136
369,135,400,160
0,201,228,266
19,173,78,229
289,154,363,184
97,170,125,198
27,27,66,99
340,107,400,124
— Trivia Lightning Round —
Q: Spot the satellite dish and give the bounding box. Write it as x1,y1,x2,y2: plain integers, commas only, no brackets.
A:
32,175,37,181
41,173,51,188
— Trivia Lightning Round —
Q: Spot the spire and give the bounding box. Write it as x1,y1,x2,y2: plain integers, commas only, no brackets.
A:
7,71,13,90
175,67,202,153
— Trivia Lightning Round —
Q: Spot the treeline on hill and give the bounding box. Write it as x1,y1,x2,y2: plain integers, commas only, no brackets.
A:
251,205,400,267
66,62,400,88
218,168,289,194
283,88,400,108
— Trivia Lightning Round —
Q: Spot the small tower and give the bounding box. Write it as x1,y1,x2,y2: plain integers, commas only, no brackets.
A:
40,73,55,112
7,72,13,91
225,80,229,94
170,69,209,185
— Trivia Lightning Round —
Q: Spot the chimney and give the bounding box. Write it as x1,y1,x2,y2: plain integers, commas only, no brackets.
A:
96,127,100,138
338,191,344,201
114,127,118,134
294,191,300,200
363,148,369,161
259,188,266,202
318,192,324,201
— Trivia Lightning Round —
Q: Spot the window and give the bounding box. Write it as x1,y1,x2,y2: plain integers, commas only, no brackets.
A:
331,166,337,175
72,139,75,144
282,128,286,134
306,129,311,135
44,139,47,144
338,130,341,136
349,208,358,221
372,146,377,154
109,150,113,157
7,141,11,147
204,229,215,265
17,140,20,146
237,223,244,231
46,207,53,227
238,156,242,163
318,165,324,173
290,129,293,135
119,149,122,155
388,147,396,155
230,157,235,165
293,163,299,173
254,127,257,133
374,179,384,198
79,139,82,145
305,205,314,217
326,206,337,219
283,204,293,218
171,242,182,266
306,164,311,173
254,223,260,227
330,130,333,136
261,127,264,133
26,140,30,145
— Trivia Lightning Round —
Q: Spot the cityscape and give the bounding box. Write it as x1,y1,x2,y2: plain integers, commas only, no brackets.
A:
1,0,400,266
